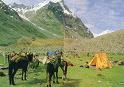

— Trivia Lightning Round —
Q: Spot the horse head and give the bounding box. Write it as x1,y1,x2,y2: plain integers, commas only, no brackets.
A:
27,53,33,62
55,50,63,58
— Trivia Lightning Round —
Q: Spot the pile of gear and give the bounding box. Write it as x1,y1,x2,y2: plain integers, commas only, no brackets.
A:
8,51,30,63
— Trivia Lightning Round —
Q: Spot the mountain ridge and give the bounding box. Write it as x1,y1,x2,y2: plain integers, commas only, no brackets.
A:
22,1,94,39
0,0,94,46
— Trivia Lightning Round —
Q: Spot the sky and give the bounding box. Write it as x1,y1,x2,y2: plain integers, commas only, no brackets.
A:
2,0,124,34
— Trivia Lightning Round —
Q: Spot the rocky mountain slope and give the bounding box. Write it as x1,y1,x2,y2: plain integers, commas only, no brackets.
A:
11,0,94,39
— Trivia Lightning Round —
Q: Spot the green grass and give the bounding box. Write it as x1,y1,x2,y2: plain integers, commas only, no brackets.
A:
67,66,124,87
0,52,124,87
0,64,124,87
0,54,4,64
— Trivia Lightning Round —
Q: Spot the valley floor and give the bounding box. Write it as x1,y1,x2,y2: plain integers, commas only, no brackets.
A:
0,55,124,87
0,65,124,87
0,47,124,87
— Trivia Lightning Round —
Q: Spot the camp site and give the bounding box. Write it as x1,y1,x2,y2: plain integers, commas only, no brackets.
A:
0,42,124,87
0,0,124,87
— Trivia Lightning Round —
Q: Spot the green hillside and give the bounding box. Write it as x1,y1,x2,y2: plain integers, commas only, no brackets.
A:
0,0,49,46
25,6,64,38
65,29,124,53
91,29,124,53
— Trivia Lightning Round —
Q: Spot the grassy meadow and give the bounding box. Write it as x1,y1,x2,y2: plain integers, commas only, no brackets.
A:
0,50,124,87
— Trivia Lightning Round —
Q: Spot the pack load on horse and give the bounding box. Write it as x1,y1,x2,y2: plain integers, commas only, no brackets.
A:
9,52,28,63
8,51,33,85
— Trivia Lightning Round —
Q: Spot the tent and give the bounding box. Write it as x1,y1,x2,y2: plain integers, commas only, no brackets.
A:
89,52,112,69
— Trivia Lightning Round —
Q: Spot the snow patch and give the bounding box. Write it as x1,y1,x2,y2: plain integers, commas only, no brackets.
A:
29,0,50,12
10,0,74,17
13,8,29,14
50,0,62,3
28,0,72,15
0,0,3,4
28,0,62,12
59,1,72,15
94,30,113,37
10,16,14,18
85,23,94,29
18,14,29,21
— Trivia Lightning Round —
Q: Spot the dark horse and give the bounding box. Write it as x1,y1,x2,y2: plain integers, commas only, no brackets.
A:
8,52,33,85
46,51,68,87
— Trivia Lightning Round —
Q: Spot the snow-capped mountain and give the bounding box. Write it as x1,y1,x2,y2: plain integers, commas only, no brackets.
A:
94,30,113,37
10,3,32,9
10,0,73,16
9,3,32,15
9,0,93,39
31,0,70,14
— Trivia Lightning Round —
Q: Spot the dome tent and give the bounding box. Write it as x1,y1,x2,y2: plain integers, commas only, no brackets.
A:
89,51,112,69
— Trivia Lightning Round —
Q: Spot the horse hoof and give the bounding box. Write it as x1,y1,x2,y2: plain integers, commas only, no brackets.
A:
12,83,16,85
56,82,59,84
53,81,55,83
47,85,51,87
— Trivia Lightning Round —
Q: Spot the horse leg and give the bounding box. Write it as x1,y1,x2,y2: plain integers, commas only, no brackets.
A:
9,74,12,85
64,62,68,80
49,74,52,87
53,73,55,83
9,62,14,85
22,70,24,80
60,62,68,80
24,70,27,80
60,64,65,80
47,73,52,87
11,68,18,85
56,71,59,84
9,66,13,85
